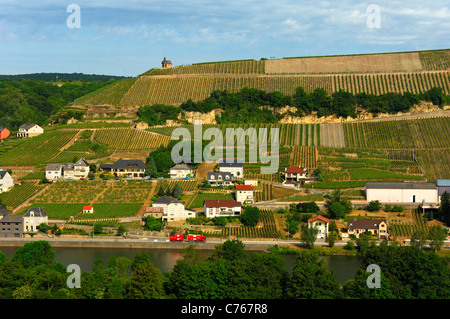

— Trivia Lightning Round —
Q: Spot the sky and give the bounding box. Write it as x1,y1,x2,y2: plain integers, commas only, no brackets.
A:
0,0,449,77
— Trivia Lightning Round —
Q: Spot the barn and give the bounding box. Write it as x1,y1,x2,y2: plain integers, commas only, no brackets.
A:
365,182,438,204
436,179,450,202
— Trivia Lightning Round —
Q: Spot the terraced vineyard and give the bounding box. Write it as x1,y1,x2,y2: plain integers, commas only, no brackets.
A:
290,146,319,169
93,128,171,150
343,117,450,149
389,211,430,239
0,130,79,166
0,181,45,210
203,209,280,239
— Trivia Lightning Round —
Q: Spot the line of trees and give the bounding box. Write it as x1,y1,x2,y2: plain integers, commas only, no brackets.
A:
0,240,448,299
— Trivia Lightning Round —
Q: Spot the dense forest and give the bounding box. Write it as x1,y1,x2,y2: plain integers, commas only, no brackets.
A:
0,79,115,130
0,240,448,299
138,86,449,125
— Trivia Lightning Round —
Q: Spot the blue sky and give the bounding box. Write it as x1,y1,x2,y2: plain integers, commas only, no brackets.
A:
1,0,449,77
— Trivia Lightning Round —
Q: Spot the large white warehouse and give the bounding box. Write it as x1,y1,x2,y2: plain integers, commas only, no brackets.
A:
365,182,438,204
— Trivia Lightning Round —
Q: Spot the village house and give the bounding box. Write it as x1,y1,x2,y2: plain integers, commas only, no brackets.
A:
203,199,242,218
45,163,62,181
365,182,438,204
23,207,48,233
0,214,24,238
0,169,14,193
152,196,195,221
82,206,94,214
219,161,244,178
283,166,312,186
134,122,149,130
347,218,388,240
0,127,10,141
169,163,193,179
207,172,233,187
16,124,44,138
307,215,329,239
99,159,146,179
235,184,254,204
64,159,90,180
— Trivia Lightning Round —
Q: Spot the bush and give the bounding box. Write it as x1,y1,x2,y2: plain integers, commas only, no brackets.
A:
344,241,355,250
367,200,381,212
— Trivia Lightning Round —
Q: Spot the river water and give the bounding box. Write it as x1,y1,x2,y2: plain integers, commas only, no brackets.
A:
0,247,362,284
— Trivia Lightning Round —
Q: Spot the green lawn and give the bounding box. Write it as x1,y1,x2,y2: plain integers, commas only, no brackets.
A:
188,192,234,208
75,203,142,219
26,203,82,219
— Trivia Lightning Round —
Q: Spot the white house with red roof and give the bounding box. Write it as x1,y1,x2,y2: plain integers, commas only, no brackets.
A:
283,166,314,186
308,215,330,239
203,199,242,218
235,184,254,204
82,206,94,214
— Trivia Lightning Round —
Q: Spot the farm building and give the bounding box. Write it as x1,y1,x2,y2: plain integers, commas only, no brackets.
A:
169,163,193,179
365,182,438,204
436,179,450,202
82,206,94,214
308,215,329,239
347,218,388,240
45,163,62,181
203,199,242,218
207,172,233,187
235,184,254,204
16,124,44,138
144,206,164,219
218,161,243,178
0,127,10,140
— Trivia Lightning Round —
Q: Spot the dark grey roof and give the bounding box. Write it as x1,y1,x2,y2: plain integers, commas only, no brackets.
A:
170,163,192,171
153,196,182,205
64,158,89,170
0,215,23,223
208,172,233,180
348,219,385,230
162,57,172,64
23,207,48,218
0,207,10,216
0,171,8,179
365,182,436,190
46,163,62,171
19,123,37,130
113,159,145,169
219,160,244,168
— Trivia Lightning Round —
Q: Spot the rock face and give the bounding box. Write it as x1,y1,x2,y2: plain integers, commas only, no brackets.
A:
181,109,223,124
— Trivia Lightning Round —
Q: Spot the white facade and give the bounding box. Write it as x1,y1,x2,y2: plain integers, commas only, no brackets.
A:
152,197,195,221
365,182,438,203
308,217,329,239
244,179,258,186
23,208,48,233
64,159,90,180
169,164,193,179
17,124,44,137
235,188,254,204
203,199,242,218
45,164,62,180
0,171,14,193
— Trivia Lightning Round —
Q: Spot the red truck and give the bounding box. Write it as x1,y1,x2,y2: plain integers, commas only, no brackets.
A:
169,234,206,242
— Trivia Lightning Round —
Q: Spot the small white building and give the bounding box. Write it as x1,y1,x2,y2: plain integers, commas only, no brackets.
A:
235,184,254,204
203,199,242,218
169,163,193,179
244,179,258,186
23,207,48,233
152,196,195,221
308,215,329,239
82,206,94,214
0,170,14,193
365,182,438,204
45,164,62,181
219,161,244,178
64,159,90,180
17,124,44,138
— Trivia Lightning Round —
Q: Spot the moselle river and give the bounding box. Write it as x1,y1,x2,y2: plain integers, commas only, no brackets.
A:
0,247,362,284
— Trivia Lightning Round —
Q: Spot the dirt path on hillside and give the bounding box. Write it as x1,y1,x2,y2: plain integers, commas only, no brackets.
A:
196,161,217,179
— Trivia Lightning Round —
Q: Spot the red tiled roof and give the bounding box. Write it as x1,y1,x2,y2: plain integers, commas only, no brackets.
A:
236,184,254,191
204,199,242,208
308,215,329,223
83,206,93,210
285,166,306,173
